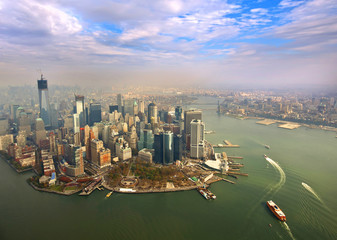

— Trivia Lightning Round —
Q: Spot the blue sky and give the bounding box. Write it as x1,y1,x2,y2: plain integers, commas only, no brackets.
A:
0,0,336,88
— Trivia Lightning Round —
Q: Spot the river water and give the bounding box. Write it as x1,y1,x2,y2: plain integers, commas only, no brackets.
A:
1,97,337,240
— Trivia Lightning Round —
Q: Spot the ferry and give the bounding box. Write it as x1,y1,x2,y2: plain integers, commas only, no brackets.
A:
106,191,113,198
197,187,216,200
267,200,286,221
205,188,216,199
264,145,270,149
197,187,210,200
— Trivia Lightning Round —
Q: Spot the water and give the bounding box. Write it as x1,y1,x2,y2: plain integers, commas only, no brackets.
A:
1,97,337,240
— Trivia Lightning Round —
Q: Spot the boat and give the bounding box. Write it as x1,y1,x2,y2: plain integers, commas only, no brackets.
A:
106,191,113,198
197,187,210,200
267,200,286,221
265,145,270,149
205,188,216,199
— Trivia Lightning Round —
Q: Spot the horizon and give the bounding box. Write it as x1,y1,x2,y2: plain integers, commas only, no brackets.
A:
0,0,337,88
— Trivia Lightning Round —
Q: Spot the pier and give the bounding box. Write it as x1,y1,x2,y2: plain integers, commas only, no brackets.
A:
223,140,240,148
227,171,248,176
228,156,243,159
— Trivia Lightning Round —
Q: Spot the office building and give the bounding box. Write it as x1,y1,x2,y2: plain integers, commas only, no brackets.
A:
0,134,14,151
75,95,86,127
89,103,102,126
90,139,104,166
109,105,118,113
35,118,47,147
184,109,202,135
117,94,123,113
73,113,80,134
138,129,154,150
138,148,154,163
190,119,205,159
148,103,158,125
115,138,132,161
154,131,179,165
175,106,183,120
0,117,8,135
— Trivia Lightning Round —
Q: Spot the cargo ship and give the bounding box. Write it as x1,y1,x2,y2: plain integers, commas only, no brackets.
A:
267,200,286,221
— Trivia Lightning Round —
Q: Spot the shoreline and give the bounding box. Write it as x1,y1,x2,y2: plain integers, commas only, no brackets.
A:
28,181,83,196
228,115,337,133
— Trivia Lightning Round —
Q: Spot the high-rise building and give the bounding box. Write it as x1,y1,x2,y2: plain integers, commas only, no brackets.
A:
49,132,57,155
90,139,104,166
0,134,14,151
89,103,102,126
35,118,46,147
75,95,86,127
0,117,8,135
174,134,183,161
175,106,183,120
163,131,174,164
148,103,158,125
64,144,84,176
10,104,20,122
115,138,132,161
109,105,118,113
184,109,202,135
124,99,137,116
190,119,205,159
73,113,80,134
138,129,154,150
37,75,51,127
138,100,145,113
154,131,178,164
117,94,123,113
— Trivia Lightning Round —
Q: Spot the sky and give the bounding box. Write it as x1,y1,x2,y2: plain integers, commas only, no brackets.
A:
0,0,337,89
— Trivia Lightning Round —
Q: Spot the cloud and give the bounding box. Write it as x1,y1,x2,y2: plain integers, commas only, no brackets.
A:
279,0,304,8
0,0,336,88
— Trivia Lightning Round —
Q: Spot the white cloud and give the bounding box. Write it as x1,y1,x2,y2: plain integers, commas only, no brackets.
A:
279,0,304,8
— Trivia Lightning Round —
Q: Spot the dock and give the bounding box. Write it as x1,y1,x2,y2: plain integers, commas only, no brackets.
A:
227,171,248,176
223,140,240,148
228,156,243,159
222,179,235,184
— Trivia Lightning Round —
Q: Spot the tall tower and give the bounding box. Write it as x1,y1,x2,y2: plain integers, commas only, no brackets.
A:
148,103,158,125
190,119,205,159
37,75,51,127
89,102,102,126
117,94,123,113
75,95,86,127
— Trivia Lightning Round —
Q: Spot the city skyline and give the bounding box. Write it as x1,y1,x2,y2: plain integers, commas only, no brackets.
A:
0,0,337,88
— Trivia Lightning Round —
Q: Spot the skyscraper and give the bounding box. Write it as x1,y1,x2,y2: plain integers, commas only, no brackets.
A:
154,131,178,164
35,118,46,147
148,103,158,125
89,103,102,126
37,75,51,127
117,94,123,113
190,119,205,159
75,95,86,127
184,109,202,135
175,106,183,120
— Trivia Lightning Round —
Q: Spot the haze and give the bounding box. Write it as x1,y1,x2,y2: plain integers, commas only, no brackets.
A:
0,0,336,88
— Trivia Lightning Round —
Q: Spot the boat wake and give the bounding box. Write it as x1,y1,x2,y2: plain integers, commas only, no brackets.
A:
282,222,296,240
265,157,286,195
301,182,322,203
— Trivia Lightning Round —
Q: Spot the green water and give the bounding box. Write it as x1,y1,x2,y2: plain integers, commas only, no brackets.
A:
1,99,337,240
